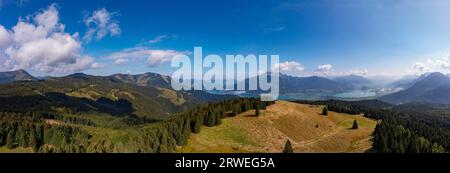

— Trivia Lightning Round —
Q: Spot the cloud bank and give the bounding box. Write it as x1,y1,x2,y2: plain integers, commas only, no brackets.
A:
0,4,99,74
105,47,189,67
314,64,368,77
273,61,304,75
413,54,450,74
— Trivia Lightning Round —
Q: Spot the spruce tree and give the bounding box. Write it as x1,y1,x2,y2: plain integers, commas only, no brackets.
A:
30,129,39,152
431,143,445,153
215,113,222,126
6,130,14,149
283,140,294,153
255,105,261,117
192,116,202,134
322,106,328,116
208,111,216,127
352,120,359,129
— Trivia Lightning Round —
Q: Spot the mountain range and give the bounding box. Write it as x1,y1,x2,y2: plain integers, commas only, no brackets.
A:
389,75,420,89
240,73,355,94
2,69,450,110
379,72,450,104
277,74,354,93
0,70,233,120
110,73,172,89
333,75,373,89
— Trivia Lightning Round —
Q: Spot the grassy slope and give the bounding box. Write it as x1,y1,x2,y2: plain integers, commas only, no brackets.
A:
178,101,377,153
0,146,33,153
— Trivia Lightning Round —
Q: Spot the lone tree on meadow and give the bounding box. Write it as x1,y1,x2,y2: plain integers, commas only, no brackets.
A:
352,120,359,129
255,105,261,116
283,140,294,153
322,106,328,116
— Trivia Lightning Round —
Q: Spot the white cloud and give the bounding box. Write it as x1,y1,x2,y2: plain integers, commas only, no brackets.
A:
148,35,167,44
91,62,104,69
138,34,177,46
83,8,120,42
114,58,129,65
265,26,286,32
317,64,332,70
435,55,450,69
0,25,12,48
0,3,97,74
413,62,429,74
34,3,63,32
105,47,189,67
273,61,304,75
314,64,333,76
314,64,368,77
345,69,369,76
412,54,450,74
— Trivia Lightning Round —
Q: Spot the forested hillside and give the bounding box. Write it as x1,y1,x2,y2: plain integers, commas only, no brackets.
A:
295,100,449,153
0,98,274,153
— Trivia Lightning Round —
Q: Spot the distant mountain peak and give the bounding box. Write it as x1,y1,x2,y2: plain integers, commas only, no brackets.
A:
380,71,450,104
64,73,100,81
414,72,450,86
15,69,27,73
332,75,373,89
424,72,447,78
68,73,90,77
0,69,36,84
334,74,368,79
110,72,172,88
241,72,352,94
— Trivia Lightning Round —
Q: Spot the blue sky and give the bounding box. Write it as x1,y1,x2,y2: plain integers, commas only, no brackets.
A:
1,0,450,78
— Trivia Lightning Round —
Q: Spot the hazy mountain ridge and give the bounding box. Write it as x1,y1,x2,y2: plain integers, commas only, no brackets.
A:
389,75,419,89
240,73,354,94
0,69,37,84
332,75,373,89
379,72,450,104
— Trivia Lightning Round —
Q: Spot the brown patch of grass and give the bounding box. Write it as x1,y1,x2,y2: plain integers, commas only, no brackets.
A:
0,146,33,153
45,119,62,126
157,88,186,105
